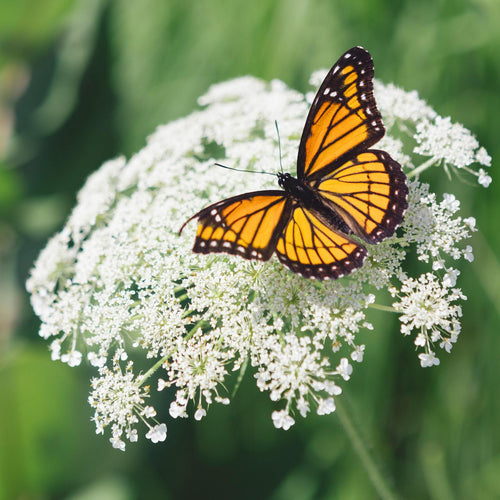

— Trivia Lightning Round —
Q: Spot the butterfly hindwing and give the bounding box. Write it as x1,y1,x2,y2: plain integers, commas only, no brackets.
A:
298,46,384,181
312,150,408,243
275,204,367,279
187,191,292,260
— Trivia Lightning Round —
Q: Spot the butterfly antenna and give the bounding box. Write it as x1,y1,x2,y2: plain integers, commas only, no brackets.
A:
275,120,284,174
214,163,274,177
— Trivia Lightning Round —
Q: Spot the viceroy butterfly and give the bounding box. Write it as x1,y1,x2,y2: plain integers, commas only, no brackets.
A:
180,47,408,280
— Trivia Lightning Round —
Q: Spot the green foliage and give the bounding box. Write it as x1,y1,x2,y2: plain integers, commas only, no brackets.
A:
0,0,74,58
1,0,499,498
0,346,135,499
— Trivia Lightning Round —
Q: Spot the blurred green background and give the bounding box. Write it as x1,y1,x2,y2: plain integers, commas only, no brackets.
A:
1,0,499,498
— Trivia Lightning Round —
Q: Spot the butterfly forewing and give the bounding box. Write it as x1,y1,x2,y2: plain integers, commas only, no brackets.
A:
189,192,291,260
312,150,408,243
275,205,367,279
298,47,384,181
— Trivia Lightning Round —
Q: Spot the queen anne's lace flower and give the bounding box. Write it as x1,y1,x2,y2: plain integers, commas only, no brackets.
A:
27,69,490,448
390,273,465,366
145,423,167,443
401,182,477,267
88,354,167,449
414,117,480,168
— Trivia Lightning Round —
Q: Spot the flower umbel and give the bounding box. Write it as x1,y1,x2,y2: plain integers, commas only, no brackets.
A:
89,353,167,450
27,70,489,447
390,273,465,367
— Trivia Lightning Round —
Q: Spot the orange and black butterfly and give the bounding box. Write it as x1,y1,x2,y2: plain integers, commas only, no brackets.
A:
180,47,408,280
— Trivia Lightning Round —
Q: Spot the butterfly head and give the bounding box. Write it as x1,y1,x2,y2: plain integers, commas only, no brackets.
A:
277,172,292,190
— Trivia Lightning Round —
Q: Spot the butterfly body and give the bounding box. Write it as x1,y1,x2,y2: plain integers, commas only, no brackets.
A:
278,171,352,235
180,47,408,280
278,173,317,208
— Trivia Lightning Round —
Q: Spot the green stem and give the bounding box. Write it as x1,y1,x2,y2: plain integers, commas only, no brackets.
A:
231,356,249,398
369,303,397,313
138,319,207,386
336,398,398,500
407,157,438,178
139,355,169,386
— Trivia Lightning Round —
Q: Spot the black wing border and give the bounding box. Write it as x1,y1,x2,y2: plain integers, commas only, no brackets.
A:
297,46,385,182
179,189,293,261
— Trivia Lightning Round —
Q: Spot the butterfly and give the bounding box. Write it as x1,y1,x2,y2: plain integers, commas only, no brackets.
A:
180,46,408,280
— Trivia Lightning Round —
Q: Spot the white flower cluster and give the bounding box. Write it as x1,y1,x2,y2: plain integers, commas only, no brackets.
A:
27,70,490,449
402,182,477,267
374,81,491,185
390,273,465,367
88,353,167,450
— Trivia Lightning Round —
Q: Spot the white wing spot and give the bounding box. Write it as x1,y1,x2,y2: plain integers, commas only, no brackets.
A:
210,241,218,247
199,241,206,247
215,214,222,222
223,241,232,248
344,53,351,58
323,87,331,95
210,209,217,215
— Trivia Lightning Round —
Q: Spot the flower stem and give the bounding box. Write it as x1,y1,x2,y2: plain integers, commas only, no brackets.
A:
231,355,249,398
369,303,397,313
138,319,207,386
139,355,169,386
407,156,438,178
336,398,398,500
